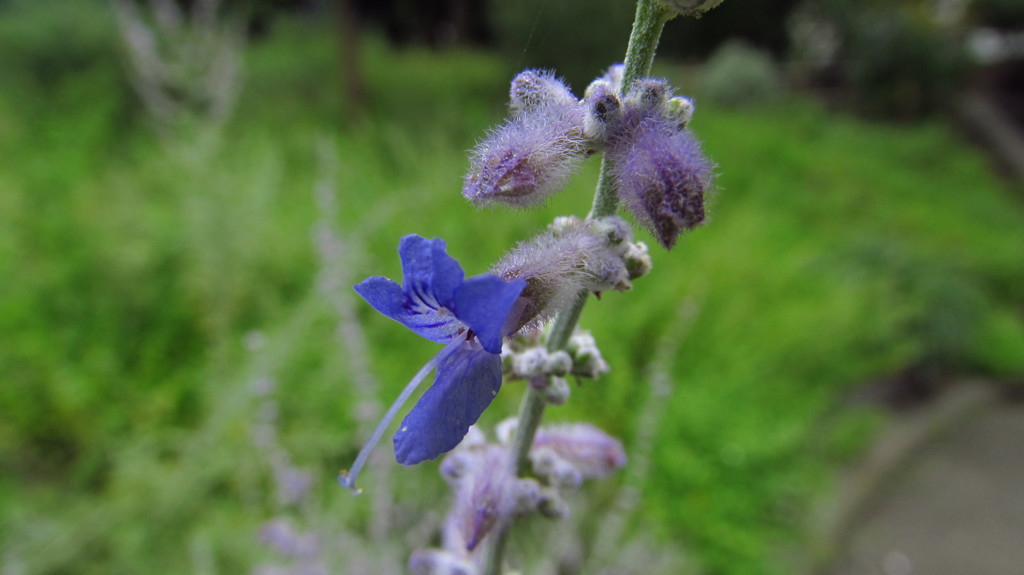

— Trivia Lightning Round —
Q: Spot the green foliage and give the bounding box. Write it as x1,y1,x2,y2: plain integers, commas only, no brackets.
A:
1,9,1023,575
700,39,785,107
586,95,1024,574
0,0,118,86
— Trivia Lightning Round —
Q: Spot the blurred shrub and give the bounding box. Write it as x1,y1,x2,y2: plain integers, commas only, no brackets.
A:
486,0,800,89
110,0,247,130
972,0,1024,28
845,11,967,119
835,237,1024,379
0,0,138,142
788,0,970,119
701,39,785,107
658,0,801,59
0,0,120,88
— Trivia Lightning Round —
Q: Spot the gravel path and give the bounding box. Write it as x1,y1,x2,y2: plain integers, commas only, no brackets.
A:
830,398,1024,575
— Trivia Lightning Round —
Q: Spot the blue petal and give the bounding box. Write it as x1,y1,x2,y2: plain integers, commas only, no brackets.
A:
354,276,460,344
429,239,465,307
398,235,464,311
453,275,527,354
393,343,502,465
398,235,437,293
353,276,406,318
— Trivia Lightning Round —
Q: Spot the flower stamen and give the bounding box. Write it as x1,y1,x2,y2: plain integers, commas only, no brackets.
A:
338,336,465,493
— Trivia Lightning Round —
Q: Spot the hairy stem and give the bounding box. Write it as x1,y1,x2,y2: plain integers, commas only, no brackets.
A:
481,1,670,573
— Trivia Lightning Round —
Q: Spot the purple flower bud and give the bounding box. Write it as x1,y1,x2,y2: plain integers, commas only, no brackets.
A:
462,110,586,207
259,519,321,559
583,80,622,145
622,78,671,115
532,423,626,480
607,114,712,250
441,445,538,552
531,447,584,489
509,69,577,115
408,549,477,575
438,427,487,483
463,73,586,208
593,64,624,93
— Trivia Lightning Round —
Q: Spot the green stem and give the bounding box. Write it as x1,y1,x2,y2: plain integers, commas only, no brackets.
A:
481,2,670,573
480,302,580,575
620,0,670,98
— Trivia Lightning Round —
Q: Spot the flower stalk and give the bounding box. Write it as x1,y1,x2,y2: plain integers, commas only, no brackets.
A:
481,0,672,572
342,0,715,571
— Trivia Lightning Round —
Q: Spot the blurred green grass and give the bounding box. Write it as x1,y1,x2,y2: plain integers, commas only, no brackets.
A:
1,8,1023,575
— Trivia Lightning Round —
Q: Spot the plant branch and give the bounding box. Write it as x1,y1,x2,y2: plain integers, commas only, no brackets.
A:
480,1,671,573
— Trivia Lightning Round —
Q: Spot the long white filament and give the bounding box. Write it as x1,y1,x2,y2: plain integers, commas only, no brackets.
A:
338,336,464,493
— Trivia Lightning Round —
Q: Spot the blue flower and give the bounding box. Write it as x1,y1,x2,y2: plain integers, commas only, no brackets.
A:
354,235,524,356
340,235,526,491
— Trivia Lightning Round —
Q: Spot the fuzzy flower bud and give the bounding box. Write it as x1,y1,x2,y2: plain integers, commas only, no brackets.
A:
590,64,624,95
408,550,476,575
566,330,610,379
463,71,586,208
510,347,548,378
492,216,638,333
607,113,712,250
494,417,518,445
623,240,653,280
441,444,540,552
531,446,584,489
537,487,571,519
666,95,695,129
542,375,571,405
532,423,627,480
622,78,671,115
545,350,573,375
583,80,622,145
509,69,577,115
505,346,572,379
583,75,714,250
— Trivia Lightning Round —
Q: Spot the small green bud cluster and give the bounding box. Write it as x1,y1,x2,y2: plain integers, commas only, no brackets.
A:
502,330,610,383
565,330,610,380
